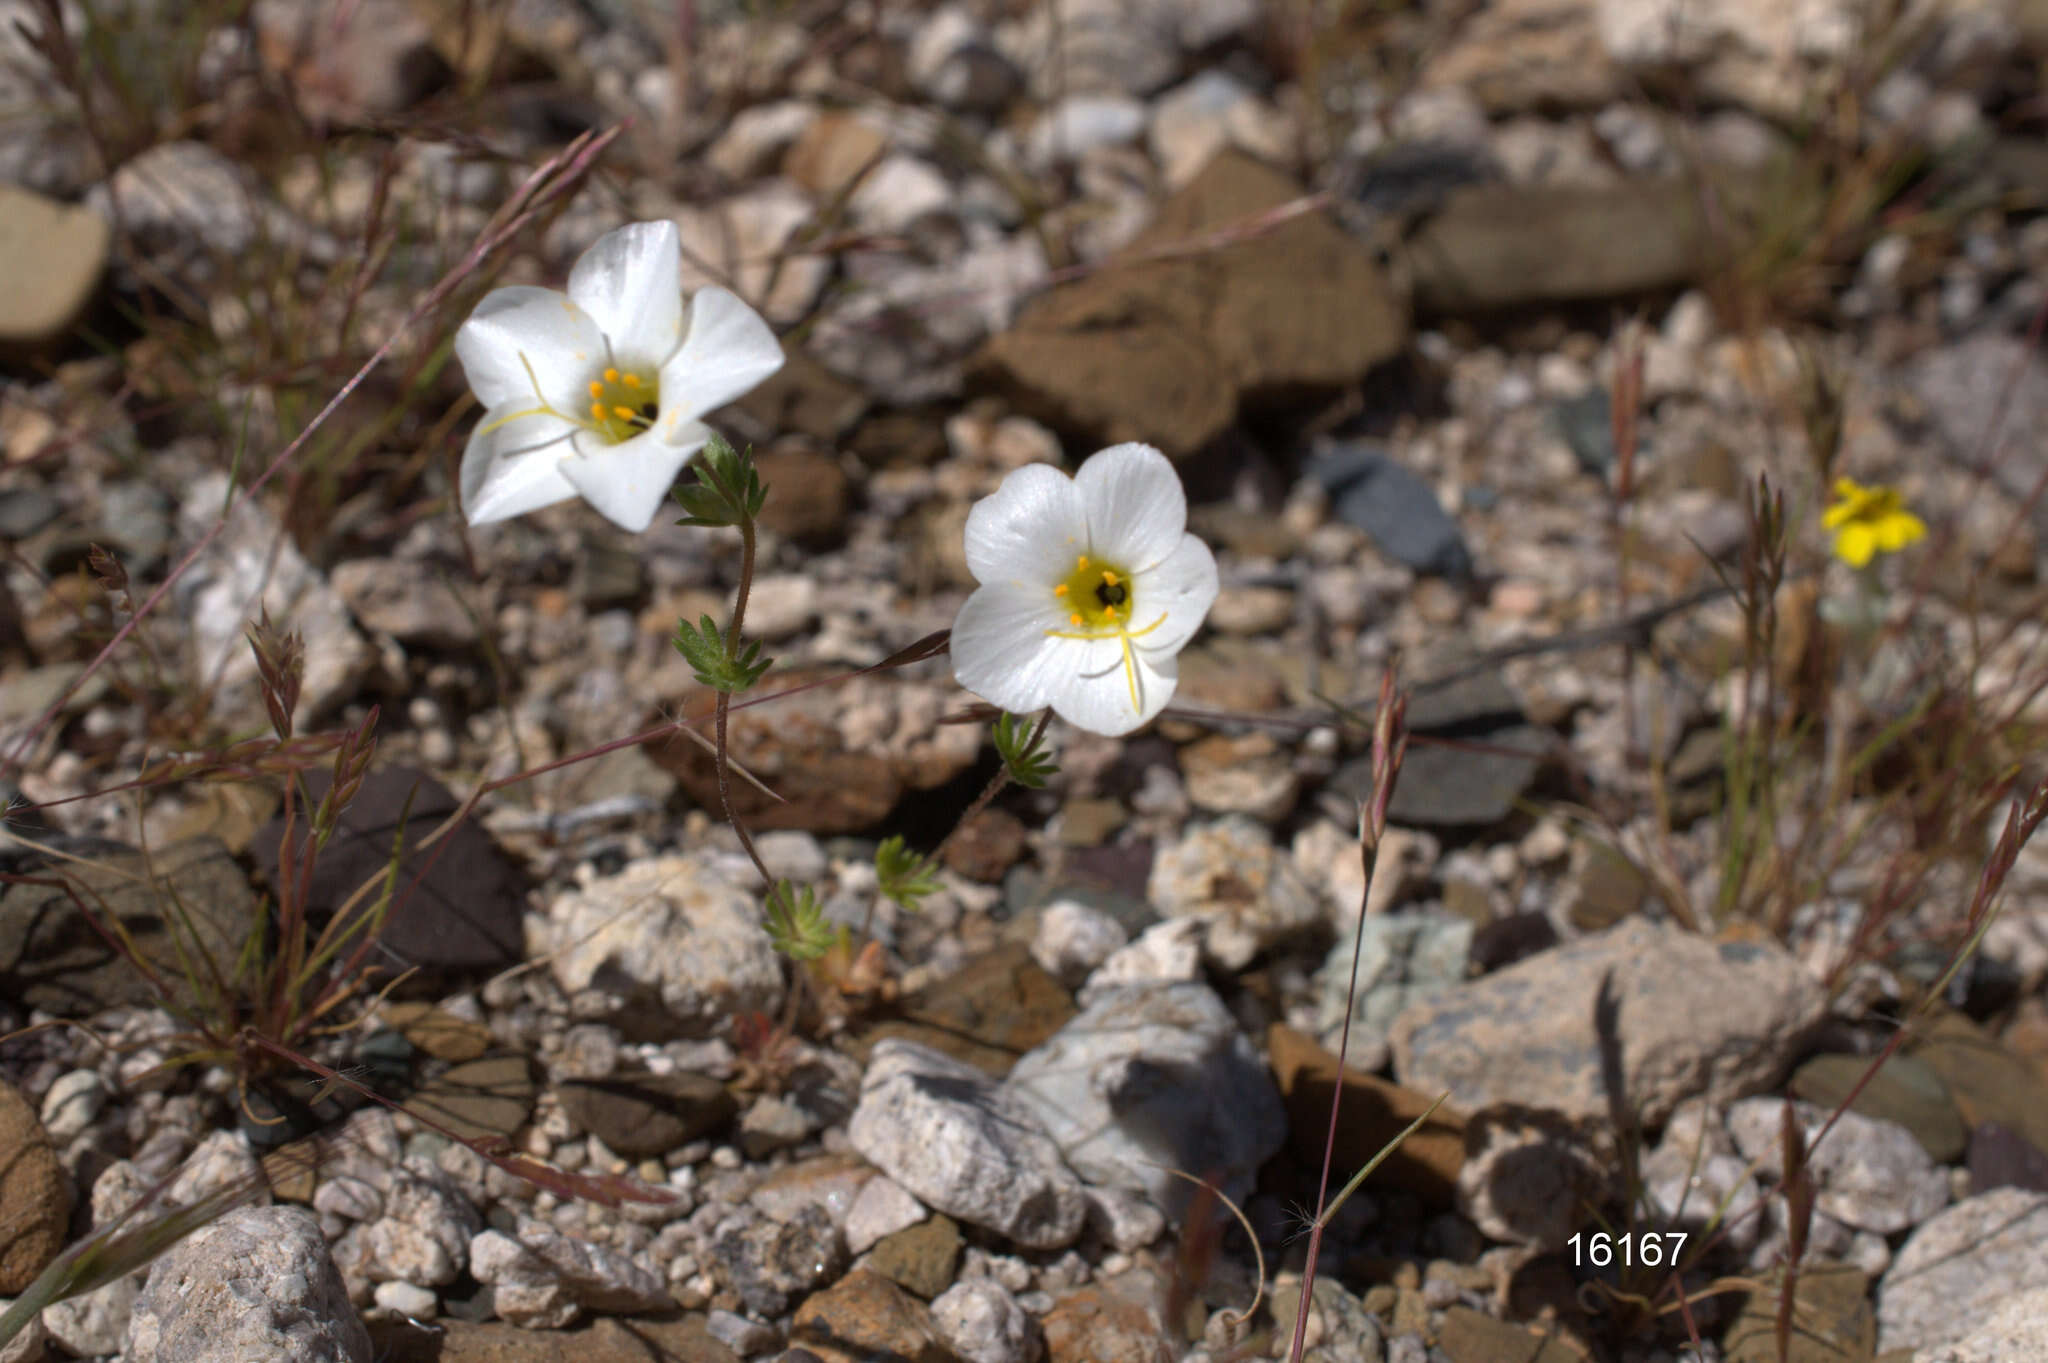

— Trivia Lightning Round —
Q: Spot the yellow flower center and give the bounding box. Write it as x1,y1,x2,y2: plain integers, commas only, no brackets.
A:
585,366,659,444
1052,554,1135,630
1045,554,1168,715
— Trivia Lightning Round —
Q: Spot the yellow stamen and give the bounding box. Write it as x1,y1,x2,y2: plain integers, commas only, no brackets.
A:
591,402,607,422
588,380,604,398
613,405,637,421
604,367,620,383
621,373,640,388
1054,584,1068,596
1069,613,1082,626
1102,570,1119,585
1076,556,1089,570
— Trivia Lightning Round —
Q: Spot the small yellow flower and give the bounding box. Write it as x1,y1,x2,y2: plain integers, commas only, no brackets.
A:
1822,477,1926,568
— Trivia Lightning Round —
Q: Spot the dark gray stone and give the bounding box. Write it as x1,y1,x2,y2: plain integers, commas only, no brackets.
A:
1307,441,1472,580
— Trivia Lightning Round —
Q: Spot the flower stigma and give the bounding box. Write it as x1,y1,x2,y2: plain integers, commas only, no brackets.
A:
1045,552,1167,712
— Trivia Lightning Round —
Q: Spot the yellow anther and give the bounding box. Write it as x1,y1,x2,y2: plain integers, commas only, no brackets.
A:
1069,612,1082,626
613,405,637,421
591,402,607,422
1077,555,1089,570
604,367,620,383
589,380,604,398
1104,605,1118,620
1103,570,1120,585
1054,584,1068,596
621,373,641,388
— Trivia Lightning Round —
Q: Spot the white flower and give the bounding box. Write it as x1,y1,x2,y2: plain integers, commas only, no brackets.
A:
952,442,1219,737
453,220,785,532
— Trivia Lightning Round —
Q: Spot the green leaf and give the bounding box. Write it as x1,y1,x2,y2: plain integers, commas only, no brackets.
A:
764,881,840,961
672,615,774,694
673,433,768,529
875,835,940,914
992,711,1057,789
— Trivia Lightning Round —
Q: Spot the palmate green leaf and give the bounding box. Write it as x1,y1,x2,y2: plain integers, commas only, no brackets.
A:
765,881,840,961
672,615,774,694
992,711,1056,788
875,835,939,913
672,433,767,529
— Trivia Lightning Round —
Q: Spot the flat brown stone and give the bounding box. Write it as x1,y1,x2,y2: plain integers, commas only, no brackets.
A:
790,1267,957,1363
1266,1023,1466,1210
368,1312,739,1362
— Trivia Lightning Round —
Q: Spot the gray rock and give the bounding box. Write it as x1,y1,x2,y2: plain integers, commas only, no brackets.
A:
1328,669,1548,831
1307,442,1472,580
538,853,784,1034
37,1070,106,1144
1728,1097,1949,1234
710,1204,843,1318
1391,916,1824,1128
470,1217,670,1329
1879,1189,2048,1353
1029,899,1128,989
329,1167,481,1292
173,471,371,726
1005,982,1286,1213
330,558,478,648
1905,333,2048,553
125,1205,368,1363
844,1175,927,1255
738,1095,811,1159
1914,1285,2048,1362
848,1039,1086,1250
931,1278,1039,1363
907,4,1020,111
1077,919,1203,1006
1314,910,1474,1072
1147,816,1320,970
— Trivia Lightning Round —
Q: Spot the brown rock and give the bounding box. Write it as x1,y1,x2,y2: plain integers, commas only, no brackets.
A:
940,807,1029,883
1406,179,1732,314
406,1053,537,1144
1436,1305,1584,1363
784,112,888,198
642,671,979,834
0,1078,70,1293
790,1268,958,1363
0,835,259,1016
1266,1024,1466,1210
369,1312,739,1362
1041,1272,1169,1363
378,1001,492,1061
753,446,852,547
1910,1010,2048,1159
849,942,1077,1078
1723,1263,1873,1363
734,351,870,443
973,152,1407,457
557,1070,737,1159
867,1213,962,1301
1418,0,1620,114
1788,1052,1967,1165
0,184,109,345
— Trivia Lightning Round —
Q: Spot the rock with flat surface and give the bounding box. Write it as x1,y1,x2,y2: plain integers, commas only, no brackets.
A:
1005,982,1286,1213
537,853,784,1034
1392,916,1823,1127
0,184,108,344
1729,1097,1949,1234
0,1080,67,1294
849,1039,1086,1250
1878,1187,2048,1352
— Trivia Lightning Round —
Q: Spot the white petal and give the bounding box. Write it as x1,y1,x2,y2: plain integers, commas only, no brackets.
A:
556,423,711,533
963,463,1090,587
460,409,580,525
1051,643,1178,737
456,286,606,413
953,582,1118,714
1129,533,1219,657
1074,442,1187,573
656,287,787,429
567,221,685,369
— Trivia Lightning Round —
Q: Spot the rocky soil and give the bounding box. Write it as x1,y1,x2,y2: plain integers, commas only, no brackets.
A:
5,1,2048,1362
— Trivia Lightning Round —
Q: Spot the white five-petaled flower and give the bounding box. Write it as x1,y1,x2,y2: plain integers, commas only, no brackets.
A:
951,442,1219,737
453,220,785,532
